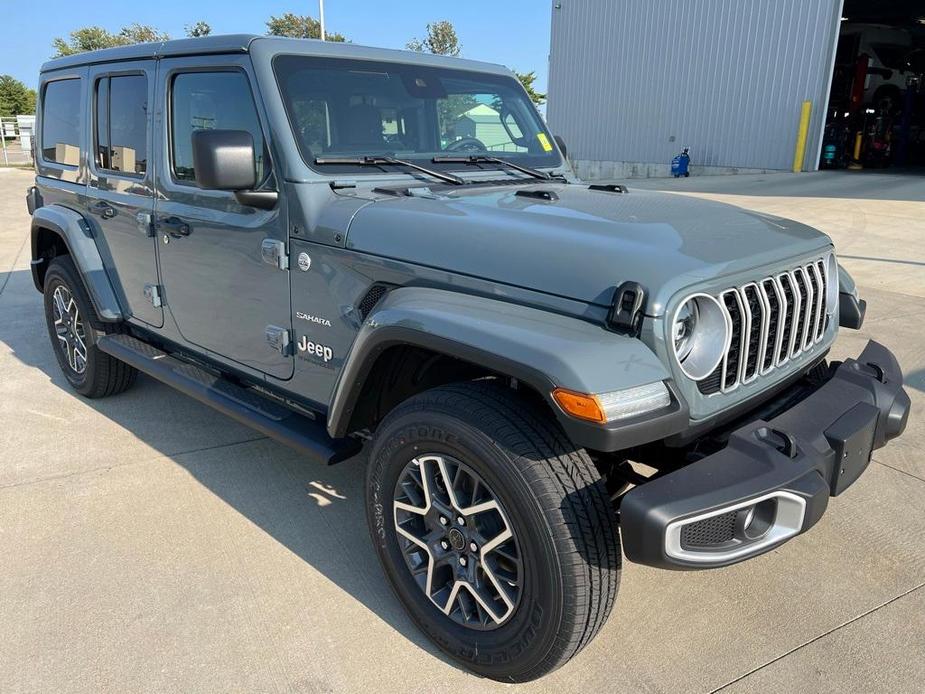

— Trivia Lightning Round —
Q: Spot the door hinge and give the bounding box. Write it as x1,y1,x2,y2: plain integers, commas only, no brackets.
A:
136,211,155,237
265,325,291,356
144,284,163,308
261,239,288,271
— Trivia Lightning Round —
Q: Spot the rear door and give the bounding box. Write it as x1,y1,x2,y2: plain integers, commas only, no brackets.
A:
153,56,292,379
86,61,162,327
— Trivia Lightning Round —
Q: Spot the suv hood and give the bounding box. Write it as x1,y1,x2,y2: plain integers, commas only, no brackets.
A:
344,183,832,316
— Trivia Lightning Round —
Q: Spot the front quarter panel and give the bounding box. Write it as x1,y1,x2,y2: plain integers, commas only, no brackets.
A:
327,287,678,442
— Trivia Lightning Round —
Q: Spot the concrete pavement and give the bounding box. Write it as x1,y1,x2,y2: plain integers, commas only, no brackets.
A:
1,168,923,692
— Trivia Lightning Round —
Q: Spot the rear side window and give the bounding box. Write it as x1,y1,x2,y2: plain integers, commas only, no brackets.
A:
170,71,266,184
95,74,148,175
41,79,82,165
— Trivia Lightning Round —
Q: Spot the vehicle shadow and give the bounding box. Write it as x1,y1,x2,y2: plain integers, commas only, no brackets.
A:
906,368,925,395
0,268,458,670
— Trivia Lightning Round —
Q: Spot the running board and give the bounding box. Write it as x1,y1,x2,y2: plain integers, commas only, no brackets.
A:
97,334,361,465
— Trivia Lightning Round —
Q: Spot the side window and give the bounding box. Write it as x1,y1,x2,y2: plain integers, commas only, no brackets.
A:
95,74,148,175
41,79,82,165
170,71,267,184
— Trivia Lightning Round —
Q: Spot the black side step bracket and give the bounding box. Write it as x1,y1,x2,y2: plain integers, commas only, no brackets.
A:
97,334,361,465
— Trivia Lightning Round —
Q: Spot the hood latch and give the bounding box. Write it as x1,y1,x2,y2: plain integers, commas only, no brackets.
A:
608,281,646,336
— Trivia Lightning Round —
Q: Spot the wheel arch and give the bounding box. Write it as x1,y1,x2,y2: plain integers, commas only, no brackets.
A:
330,330,557,439
327,287,680,448
31,205,123,322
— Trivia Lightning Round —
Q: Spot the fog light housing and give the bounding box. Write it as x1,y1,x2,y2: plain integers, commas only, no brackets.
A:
553,382,671,424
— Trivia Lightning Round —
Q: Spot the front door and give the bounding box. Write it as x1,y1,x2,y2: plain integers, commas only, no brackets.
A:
153,56,293,379
86,60,162,327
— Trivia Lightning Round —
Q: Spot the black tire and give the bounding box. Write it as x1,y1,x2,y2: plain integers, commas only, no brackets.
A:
43,256,137,398
366,381,620,682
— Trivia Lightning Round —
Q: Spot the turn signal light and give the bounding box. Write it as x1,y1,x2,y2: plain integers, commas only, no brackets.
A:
552,389,606,423
553,382,672,424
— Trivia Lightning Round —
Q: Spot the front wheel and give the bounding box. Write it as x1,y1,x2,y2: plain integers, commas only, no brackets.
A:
43,256,137,398
365,382,620,682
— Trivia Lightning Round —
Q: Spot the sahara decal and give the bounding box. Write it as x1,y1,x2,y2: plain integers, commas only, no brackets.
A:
296,311,333,327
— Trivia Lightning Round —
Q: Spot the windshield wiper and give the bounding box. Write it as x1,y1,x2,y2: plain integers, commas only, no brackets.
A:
432,154,554,181
314,155,464,185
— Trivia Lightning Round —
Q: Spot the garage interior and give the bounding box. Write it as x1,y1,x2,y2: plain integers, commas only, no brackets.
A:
822,0,925,170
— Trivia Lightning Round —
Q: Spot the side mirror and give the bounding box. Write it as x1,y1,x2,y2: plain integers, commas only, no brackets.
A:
191,129,257,190
191,129,277,210
554,135,568,158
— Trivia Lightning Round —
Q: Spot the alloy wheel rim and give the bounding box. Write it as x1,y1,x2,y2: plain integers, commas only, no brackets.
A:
52,285,87,375
393,454,522,630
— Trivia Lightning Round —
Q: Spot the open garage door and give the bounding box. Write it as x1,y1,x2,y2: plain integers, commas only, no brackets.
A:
820,0,925,171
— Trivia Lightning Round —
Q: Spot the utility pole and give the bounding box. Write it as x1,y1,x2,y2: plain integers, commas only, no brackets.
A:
319,0,326,41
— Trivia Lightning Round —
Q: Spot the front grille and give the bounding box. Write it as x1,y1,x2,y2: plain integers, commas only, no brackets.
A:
680,511,738,548
698,255,831,395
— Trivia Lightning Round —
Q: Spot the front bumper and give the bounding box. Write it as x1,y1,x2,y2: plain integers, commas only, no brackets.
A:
620,340,910,570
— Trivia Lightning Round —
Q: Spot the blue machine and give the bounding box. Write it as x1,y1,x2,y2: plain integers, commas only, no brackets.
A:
671,147,691,177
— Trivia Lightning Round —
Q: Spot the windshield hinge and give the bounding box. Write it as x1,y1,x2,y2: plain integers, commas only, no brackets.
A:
261,239,288,271
330,179,357,190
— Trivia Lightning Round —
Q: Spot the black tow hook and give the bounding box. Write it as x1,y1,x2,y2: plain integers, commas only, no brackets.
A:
755,426,798,459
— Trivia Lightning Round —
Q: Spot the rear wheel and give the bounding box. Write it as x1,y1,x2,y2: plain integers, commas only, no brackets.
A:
43,256,137,398
366,381,620,682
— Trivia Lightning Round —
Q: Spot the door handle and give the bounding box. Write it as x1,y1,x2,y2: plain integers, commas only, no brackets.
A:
157,216,191,239
89,200,116,219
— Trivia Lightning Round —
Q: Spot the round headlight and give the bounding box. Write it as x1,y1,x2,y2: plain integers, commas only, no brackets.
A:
671,294,729,381
673,300,699,361
826,252,839,314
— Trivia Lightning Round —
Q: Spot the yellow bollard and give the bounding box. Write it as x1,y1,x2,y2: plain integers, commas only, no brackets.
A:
848,131,864,170
792,100,812,173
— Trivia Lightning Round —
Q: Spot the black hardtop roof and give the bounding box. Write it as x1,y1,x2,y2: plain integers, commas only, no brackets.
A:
40,34,511,76
41,34,260,72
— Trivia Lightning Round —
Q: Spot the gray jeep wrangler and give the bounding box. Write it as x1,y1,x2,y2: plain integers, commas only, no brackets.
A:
27,36,910,682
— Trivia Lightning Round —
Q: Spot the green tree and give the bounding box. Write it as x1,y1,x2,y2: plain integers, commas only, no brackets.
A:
52,27,120,57
0,75,37,116
118,23,169,45
407,20,460,56
513,70,546,105
52,24,169,57
407,19,467,136
185,21,212,38
266,13,346,41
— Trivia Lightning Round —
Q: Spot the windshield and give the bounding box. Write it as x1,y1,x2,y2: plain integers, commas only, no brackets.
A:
273,55,561,175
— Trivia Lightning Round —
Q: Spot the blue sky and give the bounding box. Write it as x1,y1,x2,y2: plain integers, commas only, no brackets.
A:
3,1,553,91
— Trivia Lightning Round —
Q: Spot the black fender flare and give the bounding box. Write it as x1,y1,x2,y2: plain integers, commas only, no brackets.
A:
327,287,687,451
31,204,123,322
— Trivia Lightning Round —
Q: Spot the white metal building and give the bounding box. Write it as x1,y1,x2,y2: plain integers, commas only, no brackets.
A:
546,0,925,178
